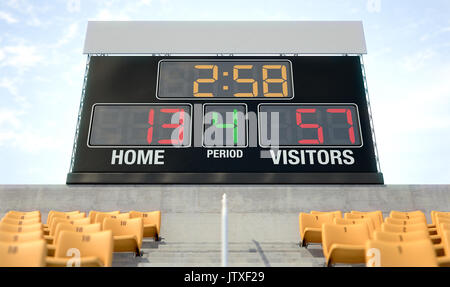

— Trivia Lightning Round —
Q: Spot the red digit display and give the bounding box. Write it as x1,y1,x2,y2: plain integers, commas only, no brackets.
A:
158,109,185,145
146,109,154,144
296,109,324,144
326,108,356,144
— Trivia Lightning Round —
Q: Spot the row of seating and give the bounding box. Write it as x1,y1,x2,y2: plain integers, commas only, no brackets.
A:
299,210,450,267
0,210,161,267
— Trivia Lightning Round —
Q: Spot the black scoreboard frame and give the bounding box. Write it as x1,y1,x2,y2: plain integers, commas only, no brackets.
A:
67,55,383,184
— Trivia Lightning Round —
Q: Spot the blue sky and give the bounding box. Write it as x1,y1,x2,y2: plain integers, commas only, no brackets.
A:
0,0,449,184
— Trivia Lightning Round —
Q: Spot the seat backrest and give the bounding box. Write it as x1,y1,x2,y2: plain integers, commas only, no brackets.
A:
389,210,426,220
103,218,143,249
6,210,41,217
373,230,429,242
0,230,43,243
322,223,370,258
89,211,120,224
381,222,427,233
436,217,450,234
298,213,335,238
54,230,114,267
0,222,42,233
95,213,130,228
0,240,47,267
48,212,86,228
345,212,381,231
130,211,161,234
441,223,450,232
441,228,450,257
385,217,426,225
4,212,41,220
365,239,438,267
310,210,342,219
47,211,80,225
351,211,384,225
1,217,41,225
431,211,450,225
334,217,375,238
53,223,102,245
49,217,91,236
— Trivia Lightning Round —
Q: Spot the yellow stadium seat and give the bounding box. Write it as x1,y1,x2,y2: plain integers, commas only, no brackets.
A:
47,217,91,238
46,230,114,267
365,239,438,267
95,213,130,229
385,217,427,225
322,223,370,266
45,211,80,227
382,222,428,233
346,212,382,231
373,230,430,242
0,240,47,267
46,212,86,229
1,217,41,225
351,210,383,225
436,217,450,233
46,223,102,257
130,211,161,240
310,210,343,219
334,217,375,239
4,212,41,220
88,211,120,224
436,229,450,266
0,222,42,233
431,211,450,227
6,210,41,217
298,213,335,247
0,230,43,243
103,218,143,256
390,210,426,220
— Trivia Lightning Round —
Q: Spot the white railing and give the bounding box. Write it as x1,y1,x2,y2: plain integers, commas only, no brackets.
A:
221,193,228,267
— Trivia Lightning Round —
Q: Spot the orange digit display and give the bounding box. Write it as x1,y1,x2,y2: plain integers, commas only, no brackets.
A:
233,65,258,97
262,65,288,97
193,65,218,97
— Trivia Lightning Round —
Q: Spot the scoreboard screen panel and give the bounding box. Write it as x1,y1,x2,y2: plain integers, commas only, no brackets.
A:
67,55,383,184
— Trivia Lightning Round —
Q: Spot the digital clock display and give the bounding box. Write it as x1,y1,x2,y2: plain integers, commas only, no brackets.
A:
157,60,293,99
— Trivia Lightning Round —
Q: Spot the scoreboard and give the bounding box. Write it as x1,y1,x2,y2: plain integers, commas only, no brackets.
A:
67,21,383,184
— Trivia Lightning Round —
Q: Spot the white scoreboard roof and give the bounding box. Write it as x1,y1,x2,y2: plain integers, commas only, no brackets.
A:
83,21,367,55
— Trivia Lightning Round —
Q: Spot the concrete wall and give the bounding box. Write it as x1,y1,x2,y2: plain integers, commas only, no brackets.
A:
0,184,449,244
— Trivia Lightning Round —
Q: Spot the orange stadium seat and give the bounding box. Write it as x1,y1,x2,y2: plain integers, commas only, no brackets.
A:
95,213,130,229
0,240,47,267
1,217,41,225
46,217,91,241
431,211,450,227
0,230,43,243
345,212,382,231
385,217,427,225
373,230,430,242
130,211,161,240
103,218,143,256
365,239,438,267
46,223,101,257
6,210,41,217
89,211,120,224
382,222,428,233
4,212,41,220
389,210,426,221
298,212,335,247
322,223,370,266
45,211,80,228
0,222,43,233
310,210,343,219
334,217,375,239
46,230,114,267
351,211,384,225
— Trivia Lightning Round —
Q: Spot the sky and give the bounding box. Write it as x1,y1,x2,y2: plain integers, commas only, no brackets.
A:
0,0,449,184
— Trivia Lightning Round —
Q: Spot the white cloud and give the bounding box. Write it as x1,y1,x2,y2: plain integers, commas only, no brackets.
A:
53,22,79,48
0,44,43,72
400,48,436,72
0,10,18,24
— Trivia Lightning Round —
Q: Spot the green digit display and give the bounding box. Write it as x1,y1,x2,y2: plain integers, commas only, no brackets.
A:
203,105,247,147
